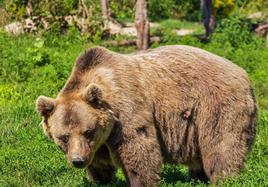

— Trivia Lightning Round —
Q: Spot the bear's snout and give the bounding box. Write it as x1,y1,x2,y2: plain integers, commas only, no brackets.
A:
71,156,86,168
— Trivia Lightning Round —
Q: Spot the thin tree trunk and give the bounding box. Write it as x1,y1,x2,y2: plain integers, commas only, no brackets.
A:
79,0,89,18
100,0,123,33
202,0,216,37
77,0,89,34
101,0,111,20
26,0,32,17
267,18,268,47
135,0,150,50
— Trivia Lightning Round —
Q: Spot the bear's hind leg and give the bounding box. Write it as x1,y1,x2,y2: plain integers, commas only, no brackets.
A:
187,159,209,182
202,151,242,183
200,102,255,183
201,117,255,182
188,167,208,182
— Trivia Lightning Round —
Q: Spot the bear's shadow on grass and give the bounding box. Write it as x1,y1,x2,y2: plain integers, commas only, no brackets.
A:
82,177,127,187
161,164,189,184
81,165,204,186
161,165,207,185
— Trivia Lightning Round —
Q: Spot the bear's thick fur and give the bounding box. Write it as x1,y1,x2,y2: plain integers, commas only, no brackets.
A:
36,45,258,186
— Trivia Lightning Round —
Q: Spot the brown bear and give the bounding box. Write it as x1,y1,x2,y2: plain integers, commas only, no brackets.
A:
36,45,258,186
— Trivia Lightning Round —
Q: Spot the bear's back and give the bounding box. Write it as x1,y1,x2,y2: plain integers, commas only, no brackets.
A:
129,45,248,85
59,45,252,108
124,45,250,100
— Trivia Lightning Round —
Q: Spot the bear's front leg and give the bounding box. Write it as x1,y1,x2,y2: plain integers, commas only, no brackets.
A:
114,112,163,187
86,145,116,184
118,136,162,187
86,164,116,184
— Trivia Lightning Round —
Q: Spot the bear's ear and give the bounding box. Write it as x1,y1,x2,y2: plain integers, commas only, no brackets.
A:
84,83,103,105
36,96,55,117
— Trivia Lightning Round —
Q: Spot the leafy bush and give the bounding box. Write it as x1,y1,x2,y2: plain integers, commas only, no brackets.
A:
148,0,200,21
213,0,235,16
4,0,79,19
212,16,254,48
238,0,268,13
110,0,136,21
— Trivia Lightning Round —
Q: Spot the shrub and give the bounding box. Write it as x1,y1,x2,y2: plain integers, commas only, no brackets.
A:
212,15,254,48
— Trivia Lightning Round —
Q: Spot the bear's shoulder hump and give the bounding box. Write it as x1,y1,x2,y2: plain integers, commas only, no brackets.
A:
75,47,112,72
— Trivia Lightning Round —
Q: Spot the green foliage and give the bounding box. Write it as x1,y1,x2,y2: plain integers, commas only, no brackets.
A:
213,0,235,16
2,0,103,40
110,0,136,22
213,16,253,48
109,0,201,22
1,0,202,31
238,0,268,13
3,0,268,38
148,0,201,21
5,0,79,19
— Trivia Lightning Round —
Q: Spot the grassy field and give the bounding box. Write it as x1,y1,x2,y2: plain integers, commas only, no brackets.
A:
0,18,268,186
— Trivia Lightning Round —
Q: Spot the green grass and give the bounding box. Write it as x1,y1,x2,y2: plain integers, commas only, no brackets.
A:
150,19,204,38
159,19,203,30
0,17,268,186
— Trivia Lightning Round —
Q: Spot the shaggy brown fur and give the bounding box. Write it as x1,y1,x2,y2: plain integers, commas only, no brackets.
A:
36,45,258,186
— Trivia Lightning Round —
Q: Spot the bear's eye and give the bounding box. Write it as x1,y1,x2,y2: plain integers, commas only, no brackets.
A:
83,129,96,140
58,134,69,144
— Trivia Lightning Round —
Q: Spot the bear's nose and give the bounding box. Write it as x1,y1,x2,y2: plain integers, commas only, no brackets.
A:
72,156,86,168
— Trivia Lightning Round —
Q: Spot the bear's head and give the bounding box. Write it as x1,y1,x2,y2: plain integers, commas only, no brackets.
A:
36,83,117,169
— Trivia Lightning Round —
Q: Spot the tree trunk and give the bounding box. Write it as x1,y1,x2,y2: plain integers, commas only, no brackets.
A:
79,0,89,19
100,0,123,33
202,0,216,37
101,0,111,20
267,18,268,47
135,0,150,50
77,0,89,34
26,0,32,17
